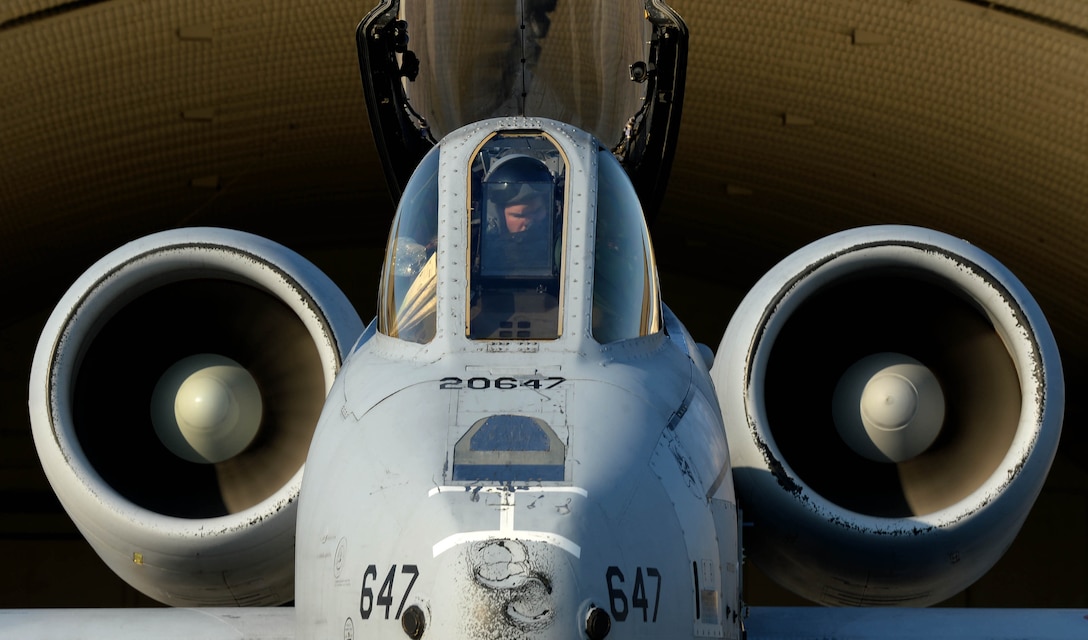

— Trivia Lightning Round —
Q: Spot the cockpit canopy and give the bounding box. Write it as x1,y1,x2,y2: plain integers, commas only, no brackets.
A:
378,121,660,347
358,0,687,220
378,146,440,344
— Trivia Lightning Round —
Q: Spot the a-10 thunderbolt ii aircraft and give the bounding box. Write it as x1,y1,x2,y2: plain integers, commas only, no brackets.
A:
10,0,1086,639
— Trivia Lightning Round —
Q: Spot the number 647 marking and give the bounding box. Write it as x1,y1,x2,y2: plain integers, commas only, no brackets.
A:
360,564,419,621
607,566,661,622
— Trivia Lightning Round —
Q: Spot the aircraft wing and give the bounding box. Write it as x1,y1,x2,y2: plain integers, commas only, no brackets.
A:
0,608,294,640
745,607,1088,640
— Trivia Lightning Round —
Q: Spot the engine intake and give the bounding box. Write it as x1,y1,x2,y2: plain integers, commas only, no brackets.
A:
711,225,1063,606
29,228,363,606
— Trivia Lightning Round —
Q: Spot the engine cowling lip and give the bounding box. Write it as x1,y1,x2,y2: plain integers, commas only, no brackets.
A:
28,227,364,605
724,225,1062,534
34,231,347,527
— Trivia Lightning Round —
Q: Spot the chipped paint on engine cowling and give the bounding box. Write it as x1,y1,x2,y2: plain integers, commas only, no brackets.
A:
711,225,1064,606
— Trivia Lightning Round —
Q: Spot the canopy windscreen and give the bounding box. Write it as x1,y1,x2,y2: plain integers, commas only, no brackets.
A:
401,0,650,146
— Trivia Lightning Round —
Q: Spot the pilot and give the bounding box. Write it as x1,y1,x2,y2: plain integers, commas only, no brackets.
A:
481,155,558,277
501,191,549,236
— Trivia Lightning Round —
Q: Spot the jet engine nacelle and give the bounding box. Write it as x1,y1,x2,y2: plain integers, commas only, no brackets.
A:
711,225,1063,606
28,228,363,606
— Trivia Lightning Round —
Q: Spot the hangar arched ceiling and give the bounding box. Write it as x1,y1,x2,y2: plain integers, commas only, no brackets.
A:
3,0,1087,355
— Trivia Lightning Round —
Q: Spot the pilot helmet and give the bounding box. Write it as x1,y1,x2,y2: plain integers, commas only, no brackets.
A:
484,154,554,206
